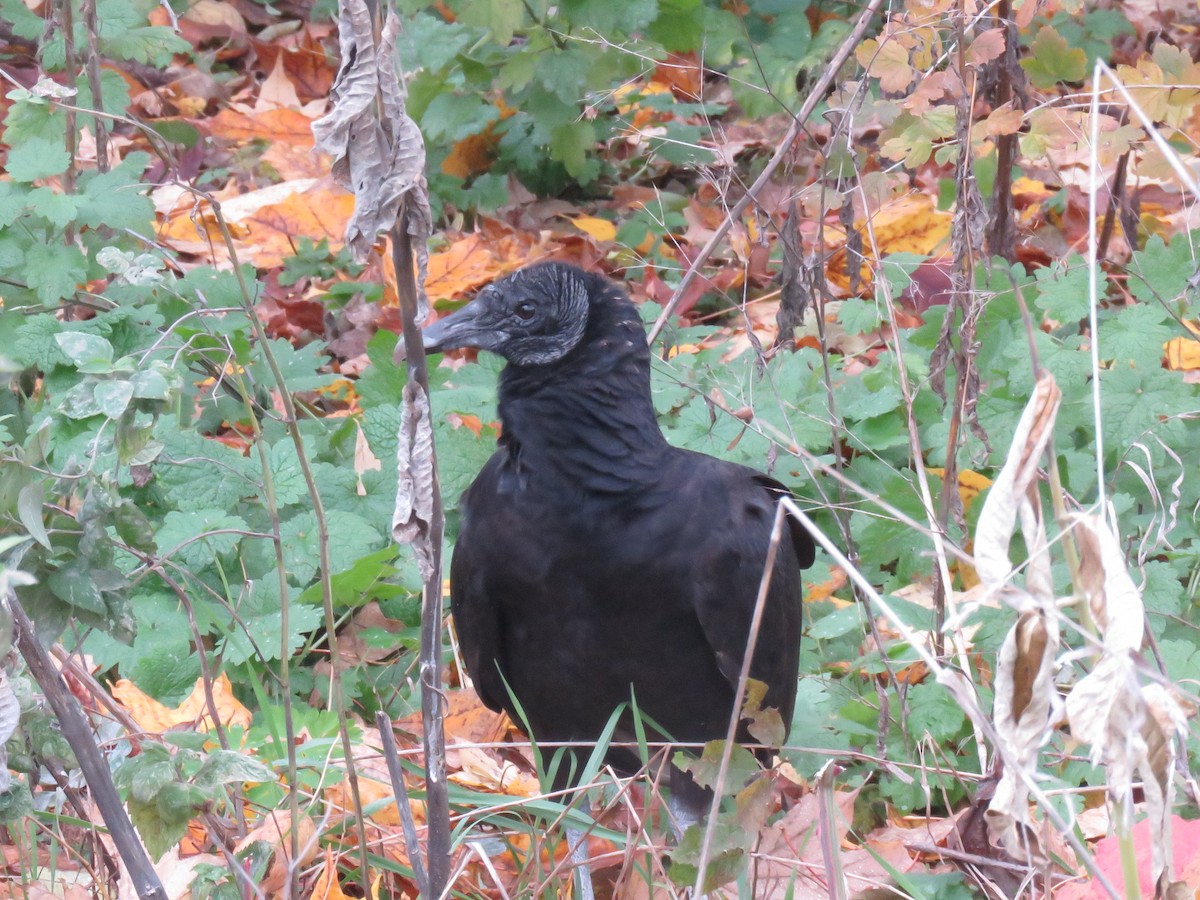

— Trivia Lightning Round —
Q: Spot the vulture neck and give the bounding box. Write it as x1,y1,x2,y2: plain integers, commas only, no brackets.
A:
497,303,670,495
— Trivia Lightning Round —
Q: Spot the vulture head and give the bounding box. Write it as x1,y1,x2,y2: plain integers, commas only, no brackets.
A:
423,262,593,366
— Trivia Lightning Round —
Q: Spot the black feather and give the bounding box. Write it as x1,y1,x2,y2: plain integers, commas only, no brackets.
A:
424,262,815,814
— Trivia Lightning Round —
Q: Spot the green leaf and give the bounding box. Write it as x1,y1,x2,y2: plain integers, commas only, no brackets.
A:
76,154,154,231
56,331,114,369
266,439,307,507
560,0,658,33
26,187,79,228
906,681,968,743
0,182,28,229
128,796,189,861
155,510,248,572
456,0,525,44
25,243,87,304
56,381,101,419
807,604,865,640
17,482,50,550
880,108,957,168
1129,233,1196,305
280,510,384,585
220,576,323,664
129,366,173,400
0,783,35,824
96,0,190,66
1141,560,1186,616
2,91,67,145
155,781,211,826
646,0,707,52
4,136,70,182
47,567,107,615
1102,366,1190,450
838,298,883,335
250,339,335,393
1020,26,1087,88
193,750,274,787
1032,259,1093,322
1100,302,1172,366
0,0,43,38
550,120,597,180
128,753,178,805
420,92,501,144
95,380,134,418
74,66,133,119
298,546,404,608
155,418,256,512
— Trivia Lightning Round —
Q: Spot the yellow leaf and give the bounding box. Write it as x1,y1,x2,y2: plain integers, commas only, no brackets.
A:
927,466,993,513
111,673,252,733
1165,333,1200,371
570,215,617,242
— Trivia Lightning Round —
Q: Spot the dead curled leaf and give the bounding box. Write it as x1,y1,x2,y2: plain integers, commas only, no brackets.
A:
392,380,436,581
311,0,431,317
972,374,1063,861
972,372,1061,590
1063,513,1189,889
986,592,1059,863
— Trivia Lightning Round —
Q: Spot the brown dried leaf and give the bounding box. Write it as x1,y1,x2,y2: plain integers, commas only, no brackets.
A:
973,373,1061,589
392,381,436,581
986,591,1059,862
311,2,431,315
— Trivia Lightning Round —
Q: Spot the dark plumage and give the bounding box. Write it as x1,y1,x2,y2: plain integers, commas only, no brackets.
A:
423,262,815,814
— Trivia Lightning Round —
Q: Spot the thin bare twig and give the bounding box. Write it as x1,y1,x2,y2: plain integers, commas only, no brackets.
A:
9,589,167,900
646,0,886,344
693,501,785,894
375,711,429,895
392,206,451,896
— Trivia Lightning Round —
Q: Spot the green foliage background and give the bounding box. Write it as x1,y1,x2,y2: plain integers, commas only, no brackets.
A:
0,0,1198,888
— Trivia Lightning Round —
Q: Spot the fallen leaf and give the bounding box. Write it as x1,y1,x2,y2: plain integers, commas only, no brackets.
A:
110,673,252,732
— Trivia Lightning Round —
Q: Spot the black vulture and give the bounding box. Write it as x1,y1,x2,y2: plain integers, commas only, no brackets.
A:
422,262,815,823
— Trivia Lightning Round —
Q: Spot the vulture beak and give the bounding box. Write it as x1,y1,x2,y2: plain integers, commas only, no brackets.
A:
421,297,493,355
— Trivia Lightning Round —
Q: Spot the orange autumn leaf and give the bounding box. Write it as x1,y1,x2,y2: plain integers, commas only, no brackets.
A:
451,746,542,797
310,848,382,900
310,848,354,900
205,107,316,147
650,51,703,99
111,673,251,733
326,777,422,828
441,98,514,179
805,565,849,603
425,230,542,301
984,102,1024,137
240,186,357,267
927,467,991,589
1011,176,1055,202
441,130,497,179
1166,339,1200,370
158,182,356,268
825,195,952,294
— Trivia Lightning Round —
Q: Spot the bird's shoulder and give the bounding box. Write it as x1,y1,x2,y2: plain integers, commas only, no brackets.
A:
658,449,814,563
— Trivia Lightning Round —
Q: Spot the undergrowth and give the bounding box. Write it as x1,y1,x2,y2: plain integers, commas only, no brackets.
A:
0,0,1198,896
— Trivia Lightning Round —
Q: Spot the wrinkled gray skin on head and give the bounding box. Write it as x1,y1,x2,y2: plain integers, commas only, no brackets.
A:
422,263,591,366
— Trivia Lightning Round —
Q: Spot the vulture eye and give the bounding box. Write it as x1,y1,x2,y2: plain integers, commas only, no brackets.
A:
513,300,537,321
